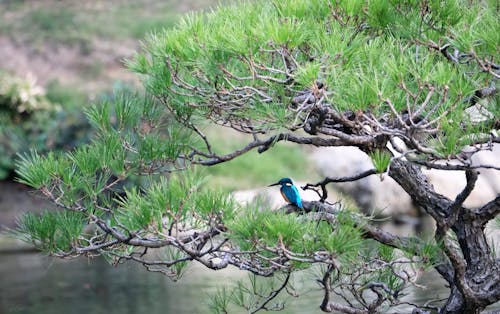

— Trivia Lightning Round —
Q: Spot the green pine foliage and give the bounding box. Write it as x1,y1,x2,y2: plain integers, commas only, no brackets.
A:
369,150,392,174
113,174,235,232
126,0,497,155
11,1,499,312
14,210,86,254
13,89,239,258
14,0,497,272
14,91,197,254
228,206,365,262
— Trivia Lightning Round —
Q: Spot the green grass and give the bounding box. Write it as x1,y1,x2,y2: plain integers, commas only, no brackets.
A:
0,0,226,45
198,128,312,191
85,4,179,40
0,0,307,191
23,9,82,43
0,0,232,97
45,80,89,108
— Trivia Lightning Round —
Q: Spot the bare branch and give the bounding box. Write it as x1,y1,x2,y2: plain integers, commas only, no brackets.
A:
388,158,451,220
190,132,376,166
249,272,291,314
469,84,498,106
302,169,377,201
475,194,500,223
413,160,500,171
446,170,478,227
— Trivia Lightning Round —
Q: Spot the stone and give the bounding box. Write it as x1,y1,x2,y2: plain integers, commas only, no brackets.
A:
309,144,500,231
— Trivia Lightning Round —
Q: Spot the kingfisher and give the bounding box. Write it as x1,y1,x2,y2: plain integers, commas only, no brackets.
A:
269,178,303,209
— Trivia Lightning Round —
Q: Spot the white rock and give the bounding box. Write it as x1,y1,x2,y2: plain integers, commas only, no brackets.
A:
311,146,414,216
310,144,500,214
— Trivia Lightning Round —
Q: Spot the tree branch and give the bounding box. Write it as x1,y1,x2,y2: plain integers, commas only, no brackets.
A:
446,170,478,227
249,272,291,314
388,158,452,220
413,160,500,171
190,132,376,166
320,265,335,312
298,201,429,253
319,265,369,314
302,169,378,201
469,84,498,106
475,194,500,224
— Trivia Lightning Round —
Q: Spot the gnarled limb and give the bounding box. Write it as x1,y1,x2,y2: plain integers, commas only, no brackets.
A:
302,169,378,202
188,132,377,166
474,195,500,224
387,158,500,313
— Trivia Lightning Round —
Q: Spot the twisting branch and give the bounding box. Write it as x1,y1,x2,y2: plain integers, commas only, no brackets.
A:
319,265,335,312
319,265,369,314
475,194,500,224
188,132,377,166
446,170,478,227
420,40,499,105
249,272,292,314
295,201,429,254
413,160,500,171
301,169,378,201
441,237,475,303
388,158,451,220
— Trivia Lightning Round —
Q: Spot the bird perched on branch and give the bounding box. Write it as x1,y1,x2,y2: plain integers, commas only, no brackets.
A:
269,178,303,209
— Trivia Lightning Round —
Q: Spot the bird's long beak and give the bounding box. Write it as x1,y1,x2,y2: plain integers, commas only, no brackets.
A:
269,182,280,187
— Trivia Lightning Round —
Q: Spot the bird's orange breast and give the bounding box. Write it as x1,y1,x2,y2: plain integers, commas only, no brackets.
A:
280,190,290,203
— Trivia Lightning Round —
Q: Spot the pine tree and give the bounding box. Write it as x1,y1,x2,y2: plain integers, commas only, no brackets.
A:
14,1,499,313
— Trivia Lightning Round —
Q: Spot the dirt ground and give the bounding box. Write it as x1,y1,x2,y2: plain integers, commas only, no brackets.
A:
0,0,223,94
0,36,139,95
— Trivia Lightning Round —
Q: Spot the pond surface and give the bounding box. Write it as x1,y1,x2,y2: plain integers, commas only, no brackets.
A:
0,253,321,314
0,182,499,313
2,251,499,314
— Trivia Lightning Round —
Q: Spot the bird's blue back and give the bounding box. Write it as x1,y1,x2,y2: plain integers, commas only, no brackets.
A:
281,184,303,209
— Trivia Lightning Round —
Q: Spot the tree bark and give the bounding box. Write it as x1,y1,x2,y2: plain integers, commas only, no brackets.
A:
388,159,500,313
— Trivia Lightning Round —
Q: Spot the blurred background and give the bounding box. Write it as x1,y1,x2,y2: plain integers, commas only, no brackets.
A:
0,1,315,313
0,1,498,313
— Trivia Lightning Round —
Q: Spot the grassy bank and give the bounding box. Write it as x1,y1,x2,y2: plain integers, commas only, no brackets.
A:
0,0,310,190
200,127,312,191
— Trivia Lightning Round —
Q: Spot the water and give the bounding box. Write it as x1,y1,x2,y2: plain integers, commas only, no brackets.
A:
0,253,325,314
0,253,239,314
2,251,499,314
0,181,499,313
